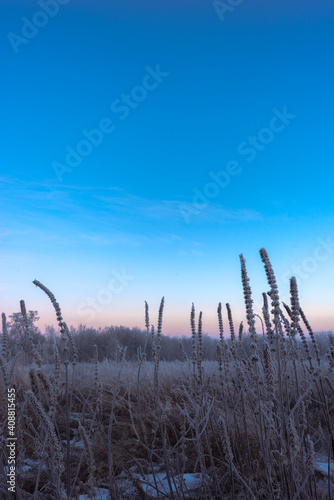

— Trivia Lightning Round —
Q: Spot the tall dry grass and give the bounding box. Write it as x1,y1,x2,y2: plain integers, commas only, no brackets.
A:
0,248,333,499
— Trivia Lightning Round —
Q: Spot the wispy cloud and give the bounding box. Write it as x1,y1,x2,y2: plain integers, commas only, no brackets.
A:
94,193,263,223
0,175,265,269
179,249,203,257
1,175,263,228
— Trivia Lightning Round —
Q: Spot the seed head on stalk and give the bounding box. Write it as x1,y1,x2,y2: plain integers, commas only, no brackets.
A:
259,248,282,337
239,254,258,360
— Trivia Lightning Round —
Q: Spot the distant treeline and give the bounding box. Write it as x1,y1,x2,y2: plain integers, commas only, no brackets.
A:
4,310,333,364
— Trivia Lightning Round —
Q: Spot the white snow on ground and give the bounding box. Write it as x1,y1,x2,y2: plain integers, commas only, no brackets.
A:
78,487,110,499
61,439,85,449
5,459,44,474
121,472,202,498
86,471,203,499
314,454,334,478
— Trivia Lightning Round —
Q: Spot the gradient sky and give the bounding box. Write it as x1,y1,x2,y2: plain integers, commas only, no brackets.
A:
1,0,334,336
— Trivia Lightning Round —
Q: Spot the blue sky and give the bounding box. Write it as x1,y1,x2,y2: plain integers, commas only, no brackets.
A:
1,0,334,335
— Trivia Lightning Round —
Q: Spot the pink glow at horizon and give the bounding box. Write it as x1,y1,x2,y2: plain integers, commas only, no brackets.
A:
11,299,333,337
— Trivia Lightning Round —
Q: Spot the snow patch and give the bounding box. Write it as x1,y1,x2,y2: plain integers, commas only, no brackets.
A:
119,471,202,498
78,487,110,499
